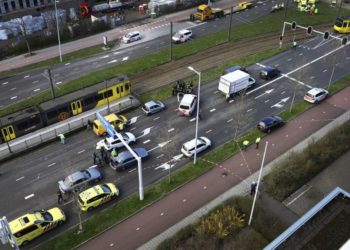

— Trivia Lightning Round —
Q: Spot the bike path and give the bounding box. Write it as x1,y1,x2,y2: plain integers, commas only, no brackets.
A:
75,87,350,250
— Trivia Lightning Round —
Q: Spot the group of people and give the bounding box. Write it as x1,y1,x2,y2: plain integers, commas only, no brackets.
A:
172,80,194,96
242,137,261,151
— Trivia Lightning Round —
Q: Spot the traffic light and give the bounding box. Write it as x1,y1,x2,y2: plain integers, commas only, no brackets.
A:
342,37,348,46
291,21,297,30
323,31,330,40
306,26,313,35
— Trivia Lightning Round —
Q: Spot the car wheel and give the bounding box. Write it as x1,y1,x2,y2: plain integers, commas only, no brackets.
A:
87,206,94,212
267,128,271,133
58,220,64,225
22,241,29,246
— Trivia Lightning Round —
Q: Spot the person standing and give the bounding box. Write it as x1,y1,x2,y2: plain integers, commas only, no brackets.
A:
58,134,65,144
255,137,261,149
242,140,249,151
250,181,257,196
93,152,98,164
111,148,118,158
57,190,64,204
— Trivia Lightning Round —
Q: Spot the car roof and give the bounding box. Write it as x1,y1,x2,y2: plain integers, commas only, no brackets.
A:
117,148,148,160
263,66,275,72
307,88,326,95
178,29,191,34
68,171,86,182
183,137,206,149
128,31,139,35
144,100,158,107
181,94,197,104
79,184,105,201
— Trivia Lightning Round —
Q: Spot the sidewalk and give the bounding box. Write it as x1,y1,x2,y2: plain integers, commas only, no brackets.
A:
75,86,350,250
0,0,237,73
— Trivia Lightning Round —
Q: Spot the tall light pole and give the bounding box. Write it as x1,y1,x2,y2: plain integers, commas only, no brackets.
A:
54,0,63,62
187,66,201,165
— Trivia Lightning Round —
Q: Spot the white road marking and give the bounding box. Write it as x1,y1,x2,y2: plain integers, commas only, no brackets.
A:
153,117,160,121
16,176,25,181
206,129,212,133
10,96,17,100
100,55,109,59
287,58,292,61
281,91,286,94
274,64,279,67
65,62,71,66
229,99,234,103
286,185,312,206
107,59,118,64
25,194,35,200
168,128,174,132
160,212,164,216
346,57,350,60
189,118,196,122
214,90,219,94
310,76,315,79
24,75,30,78
143,139,151,144
203,186,207,189
247,109,252,112
122,56,129,61
129,168,136,173
128,116,139,125
136,227,140,231
156,154,164,159
209,108,216,112
33,88,40,92
145,47,149,49
281,74,312,89
182,199,186,203
136,127,153,139
56,81,62,85
322,69,328,73
299,53,303,56
130,127,136,131
10,87,16,91
32,80,39,84
264,99,270,103
48,162,56,167
227,119,233,123
77,149,85,154
1,82,8,85
254,89,274,99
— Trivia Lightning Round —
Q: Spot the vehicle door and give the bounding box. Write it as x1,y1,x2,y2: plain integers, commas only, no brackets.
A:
317,91,326,102
1,125,16,141
41,220,56,233
71,100,83,116
112,138,121,148
196,141,206,153
99,193,111,205
122,156,136,169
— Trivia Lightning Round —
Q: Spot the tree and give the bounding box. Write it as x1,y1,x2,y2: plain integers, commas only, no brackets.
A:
4,17,33,55
195,205,245,239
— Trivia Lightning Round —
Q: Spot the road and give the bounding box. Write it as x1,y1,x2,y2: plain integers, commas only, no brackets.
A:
0,0,277,108
0,32,349,248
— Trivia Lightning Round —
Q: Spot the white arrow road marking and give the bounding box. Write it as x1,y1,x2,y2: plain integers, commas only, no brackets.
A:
122,56,129,61
159,140,172,148
173,154,183,161
107,59,118,64
25,194,34,200
271,97,290,108
128,116,139,125
16,176,25,181
100,55,110,59
254,89,274,99
155,163,174,170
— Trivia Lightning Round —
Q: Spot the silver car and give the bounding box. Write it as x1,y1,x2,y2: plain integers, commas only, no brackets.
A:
142,101,166,115
58,166,103,193
181,137,211,157
110,148,149,171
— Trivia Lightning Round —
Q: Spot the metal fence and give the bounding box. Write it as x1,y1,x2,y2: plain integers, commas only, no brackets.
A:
0,95,139,161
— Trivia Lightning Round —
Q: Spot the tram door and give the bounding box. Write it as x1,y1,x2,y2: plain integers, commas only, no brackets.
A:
1,125,16,141
71,100,83,116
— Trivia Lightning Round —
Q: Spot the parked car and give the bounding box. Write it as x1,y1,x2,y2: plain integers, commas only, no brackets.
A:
96,132,136,150
78,183,119,212
110,148,149,171
142,100,166,115
172,29,193,43
223,65,248,75
304,88,328,103
58,166,102,193
9,207,66,246
259,66,280,80
122,31,141,43
181,137,211,157
257,116,285,133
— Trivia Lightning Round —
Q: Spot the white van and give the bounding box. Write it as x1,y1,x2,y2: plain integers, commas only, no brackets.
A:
178,94,197,116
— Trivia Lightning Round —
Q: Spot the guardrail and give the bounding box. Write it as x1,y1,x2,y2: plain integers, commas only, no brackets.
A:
0,96,139,161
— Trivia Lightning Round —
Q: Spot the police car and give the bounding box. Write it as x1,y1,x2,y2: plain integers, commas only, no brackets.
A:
304,88,328,104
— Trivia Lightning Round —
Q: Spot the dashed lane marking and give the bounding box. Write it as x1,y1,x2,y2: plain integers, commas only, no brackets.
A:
10,96,17,100
10,87,16,91
229,99,234,103
206,129,212,133
32,80,39,84
189,118,196,122
168,128,174,132
56,81,62,85
48,163,56,167
1,82,8,85
24,75,30,78
143,139,150,144
264,99,270,103
209,108,216,112
16,176,25,181
281,91,286,94
77,149,85,154
153,117,160,121
322,69,328,73
65,62,71,66
25,194,35,200
122,56,129,61
247,108,252,113
33,88,40,92
227,119,233,123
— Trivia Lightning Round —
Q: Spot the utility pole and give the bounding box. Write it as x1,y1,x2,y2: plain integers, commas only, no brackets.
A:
228,7,233,42
43,68,56,99
170,21,173,61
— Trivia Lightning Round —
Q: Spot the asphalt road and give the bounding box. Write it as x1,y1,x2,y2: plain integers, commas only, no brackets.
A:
0,0,277,108
0,33,349,248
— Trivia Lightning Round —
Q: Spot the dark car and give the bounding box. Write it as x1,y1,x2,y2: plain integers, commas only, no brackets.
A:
257,116,284,133
110,148,149,171
259,66,280,80
223,65,248,75
58,166,103,193
142,101,166,115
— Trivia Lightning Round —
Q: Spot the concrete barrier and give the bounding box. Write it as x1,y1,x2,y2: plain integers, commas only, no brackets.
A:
0,96,139,161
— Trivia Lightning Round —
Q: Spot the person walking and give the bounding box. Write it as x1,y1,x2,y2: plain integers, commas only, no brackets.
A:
111,148,118,158
57,190,64,204
118,122,124,132
250,181,257,196
242,140,249,151
93,152,98,165
87,119,92,130
58,134,65,144
255,137,261,149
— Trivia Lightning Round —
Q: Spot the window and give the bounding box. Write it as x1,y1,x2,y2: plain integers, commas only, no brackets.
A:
17,121,28,131
11,1,16,10
96,93,103,101
25,0,30,7
125,83,129,91
33,0,37,6
46,110,57,120
8,126,14,134
84,96,95,106
14,225,38,237
116,87,120,94
104,90,113,99
29,115,41,126
4,2,9,12
120,85,124,93
19,0,24,8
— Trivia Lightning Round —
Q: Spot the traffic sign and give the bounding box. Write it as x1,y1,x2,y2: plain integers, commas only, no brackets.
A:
96,112,116,138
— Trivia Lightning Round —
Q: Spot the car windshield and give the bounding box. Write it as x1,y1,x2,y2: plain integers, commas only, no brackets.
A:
259,122,266,128
180,104,189,110
305,93,314,98
335,18,343,27
173,32,181,38
142,104,149,111
101,184,111,193
39,211,53,221
197,138,205,145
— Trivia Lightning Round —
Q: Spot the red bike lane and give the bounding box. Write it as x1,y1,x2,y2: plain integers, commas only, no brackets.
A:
76,87,350,250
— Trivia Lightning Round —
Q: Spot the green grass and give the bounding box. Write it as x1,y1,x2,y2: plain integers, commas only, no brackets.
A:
1,1,348,117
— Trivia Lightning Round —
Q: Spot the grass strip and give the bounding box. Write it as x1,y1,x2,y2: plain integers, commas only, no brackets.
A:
1,1,347,117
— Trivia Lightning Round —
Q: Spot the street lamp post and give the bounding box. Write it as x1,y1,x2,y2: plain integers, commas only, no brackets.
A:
54,0,63,62
187,66,201,165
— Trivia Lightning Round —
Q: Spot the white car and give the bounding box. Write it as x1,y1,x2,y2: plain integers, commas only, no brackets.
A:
181,137,211,157
122,31,141,43
96,132,136,150
172,29,193,44
304,88,328,103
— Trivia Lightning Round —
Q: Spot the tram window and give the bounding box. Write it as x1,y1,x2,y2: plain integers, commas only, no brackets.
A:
116,87,120,94
47,110,58,120
84,96,95,106
9,126,14,134
3,129,8,136
120,86,124,93
29,116,40,126
125,83,130,91
104,90,113,98
18,121,29,131
96,93,103,101
72,102,76,110
58,106,69,114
